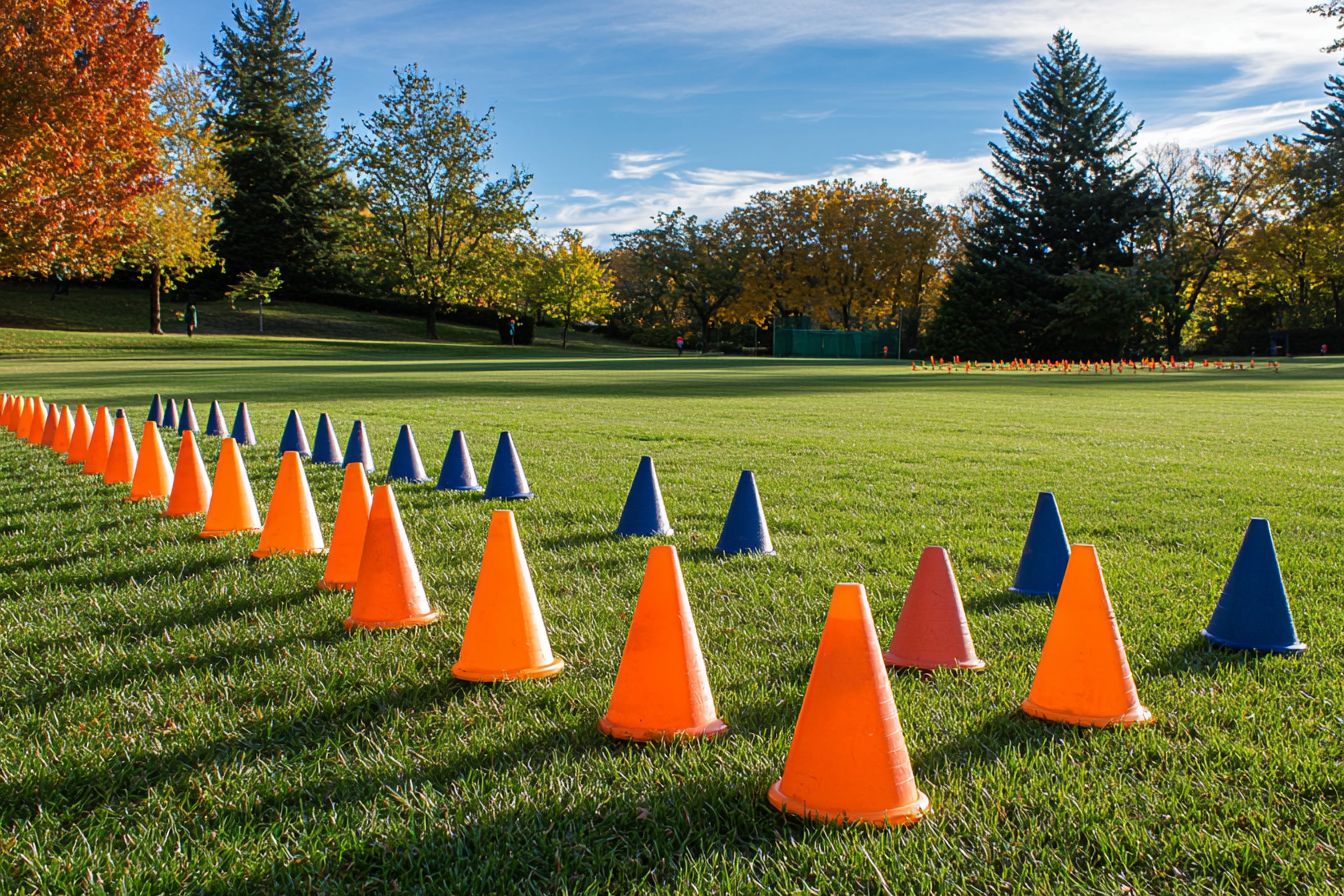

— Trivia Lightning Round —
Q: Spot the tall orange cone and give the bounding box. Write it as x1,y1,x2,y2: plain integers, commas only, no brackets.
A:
103,414,138,485
768,583,930,826
65,405,93,465
200,437,263,537
321,462,372,590
344,485,440,629
599,545,726,741
0,394,12,431
24,397,46,444
14,396,33,438
127,421,174,501
451,510,564,681
51,405,74,454
81,407,114,476
38,403,59,447
252,450,325,557
163,430,212,517
883,546,985,671
1021,544,1152,727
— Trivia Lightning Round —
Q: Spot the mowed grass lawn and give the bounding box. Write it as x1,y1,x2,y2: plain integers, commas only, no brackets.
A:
0,331,1341,895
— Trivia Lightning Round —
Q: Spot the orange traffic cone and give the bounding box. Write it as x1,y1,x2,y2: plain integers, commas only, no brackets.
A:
103,414,139,485
252,450,325,557
25,397,47,444
0,394,12,431
1021,544,1152,727
65,405,93,465
51,406,74,454
883,546,985,671
321,463,372,590
768,583,930,826
344,485,440,629
599,545,727,741
163,430,211,517
200,437,263,537
14,396,33,438
451,509,564,681
38,403,59,447
127,421,173,501
81,407,113,475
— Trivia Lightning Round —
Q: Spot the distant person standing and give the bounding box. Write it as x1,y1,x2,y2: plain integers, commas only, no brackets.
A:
186,301,198,337
1323,343,1328,355
676,335,684,356
509,317,516,346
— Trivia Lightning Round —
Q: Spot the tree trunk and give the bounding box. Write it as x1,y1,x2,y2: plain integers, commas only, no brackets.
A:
701,317,711,354
150,264,163,335
426,304,439,340
562,319,569,349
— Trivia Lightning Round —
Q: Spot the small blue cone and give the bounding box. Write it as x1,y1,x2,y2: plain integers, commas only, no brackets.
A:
386,424,430,483
178,398,200,434
1009,491,1071,596
1202,518,1306,654
231,402,257,446
715,470,774,555
481,431,535,500
311,413,344,465
147,394,163,425
162,399,179,431
278,409,311,458
344,420,375,473
435,429,483,491
615,455,673,536
115,407,126,419
204,400,229,437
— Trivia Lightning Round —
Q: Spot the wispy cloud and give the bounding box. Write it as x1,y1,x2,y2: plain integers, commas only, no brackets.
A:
608,151,685,180
1140,99,1322,149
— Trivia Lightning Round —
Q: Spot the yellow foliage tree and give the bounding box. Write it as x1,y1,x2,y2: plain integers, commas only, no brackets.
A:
528,229,612,349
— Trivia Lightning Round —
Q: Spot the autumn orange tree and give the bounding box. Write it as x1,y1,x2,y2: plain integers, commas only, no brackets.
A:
0,1,164,278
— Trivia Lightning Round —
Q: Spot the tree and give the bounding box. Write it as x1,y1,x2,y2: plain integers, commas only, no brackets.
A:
204,0,354,297
527,229,611,349
0,0,164,278
124,65,232,334
342,65,534,339
227,267,282,332
1307,2,1344,192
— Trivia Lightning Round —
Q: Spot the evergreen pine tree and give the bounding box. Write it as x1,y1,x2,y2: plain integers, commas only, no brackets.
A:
1305,4,1344,194
204,0,353,296
926,31,1158,360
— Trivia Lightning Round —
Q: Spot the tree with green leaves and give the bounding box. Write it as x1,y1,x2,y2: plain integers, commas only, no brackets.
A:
204,0,354,297
227,267,282,332
926,30,1159,360
527,229,611,349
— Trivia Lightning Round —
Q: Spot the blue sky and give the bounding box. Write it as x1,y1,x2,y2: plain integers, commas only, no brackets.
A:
154,1,1344,243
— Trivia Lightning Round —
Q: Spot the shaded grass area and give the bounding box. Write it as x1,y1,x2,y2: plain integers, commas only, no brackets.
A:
0,343,1341,894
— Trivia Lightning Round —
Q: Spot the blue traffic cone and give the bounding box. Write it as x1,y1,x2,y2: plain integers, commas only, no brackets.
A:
278,409,311,458
615,455,673,536
1202,518,1306,654
344,419,374,473
1009,492,1071,596
231,401,257,446
435,429,482,491
115,407,126,419
162,399,179,431
386,424,430,483
481,431,535,500
178,398,199,434
147,394,163,426
204,400,228,437
311,413,344,465
715,470,774,555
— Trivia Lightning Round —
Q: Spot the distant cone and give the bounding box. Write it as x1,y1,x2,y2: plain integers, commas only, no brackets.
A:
884,546,985,671
204,400,229,437
163,398,179,431
451,510,563,680
343,420,375,473
278,409,311,457
321,463,372,590
311,413,344,465
435,429,482,491
81,407,114,475
0,395,13,431
66,405,93,464
231,402,257,445
768,583,929,826
1201,518,1306,654
127,421,174,501
615,455,674,536
147,394,164,426
252,450,325,557
481,431,535,499
178,398,199,433
25,397,47,444
1010,492,1071,596
52,406,74,454
200,437,263,537
344,485,440,629
164,430,212,517
599,545,725,740
715,470,775,555
103,414,139,484
38,403,59,447
1021,545,1152,727
386,424,430,483
15,396,35,439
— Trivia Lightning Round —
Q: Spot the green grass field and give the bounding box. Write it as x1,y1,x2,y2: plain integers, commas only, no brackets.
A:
0,328,1340,895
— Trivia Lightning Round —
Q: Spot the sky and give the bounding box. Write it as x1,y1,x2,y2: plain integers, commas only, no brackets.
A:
154,1,1344,244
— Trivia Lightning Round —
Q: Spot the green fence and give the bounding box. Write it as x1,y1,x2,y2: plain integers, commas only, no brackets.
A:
773,325,899,358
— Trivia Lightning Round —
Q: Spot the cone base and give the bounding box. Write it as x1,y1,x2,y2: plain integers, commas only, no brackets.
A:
615,527,676,538
1020,698,1154,728
1007,585,1056,597
344,610,441,631
882,651,986,672
436,484,484,492
250,547,327,559
1200,629,1307,656
598,715,727,742
319,578,355,591
767,781,929,827
451,656,564,682
483,492,536,501
125,494,170,503
161,508,207,518
199,527,264,539
715,548,777,556
387,476,432,485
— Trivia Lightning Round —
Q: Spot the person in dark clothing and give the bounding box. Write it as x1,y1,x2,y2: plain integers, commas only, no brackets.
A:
676,335,684,356
186,302,198,337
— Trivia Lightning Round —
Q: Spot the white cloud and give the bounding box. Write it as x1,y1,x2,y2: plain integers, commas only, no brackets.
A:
608,151,684,180
1139,99,1321,149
